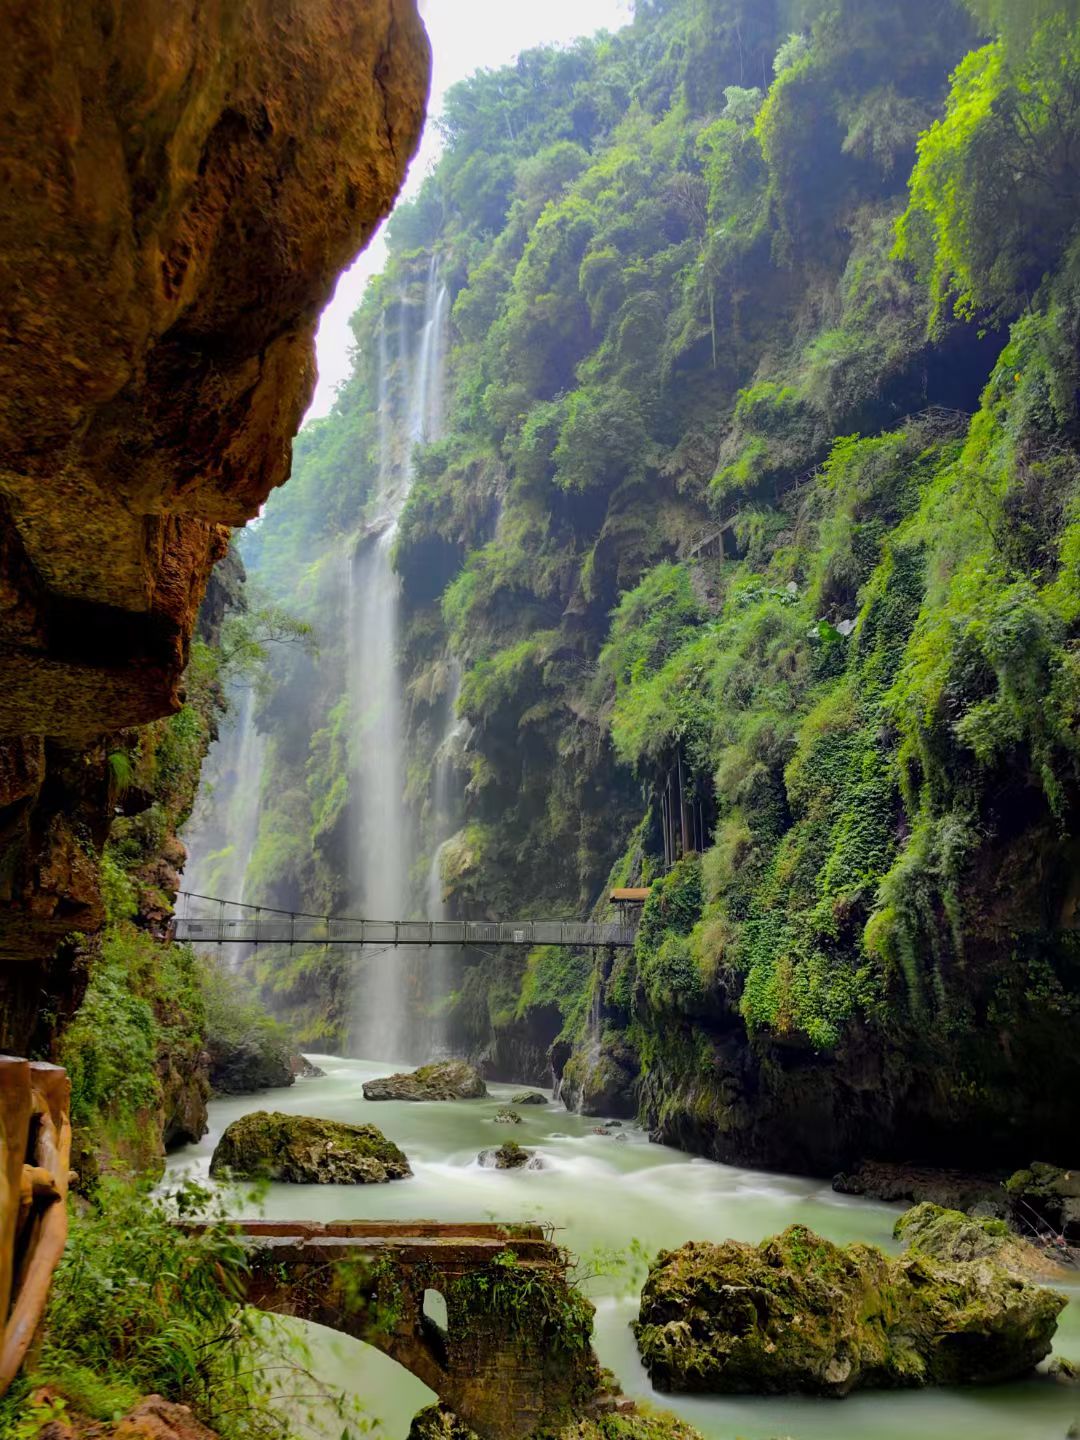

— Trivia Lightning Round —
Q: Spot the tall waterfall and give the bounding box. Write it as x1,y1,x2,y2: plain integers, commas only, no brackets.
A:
347,258,451,1061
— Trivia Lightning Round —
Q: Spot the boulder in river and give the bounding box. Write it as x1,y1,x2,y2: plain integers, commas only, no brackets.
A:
362,1060,488,1102
478,1141,541,1170
493,1107,521,1124
209,1110,411,1183
634,1223,1065,1395
511,1091,547,1105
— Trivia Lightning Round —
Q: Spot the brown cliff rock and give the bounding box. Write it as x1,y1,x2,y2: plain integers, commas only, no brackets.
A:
0,0,428,739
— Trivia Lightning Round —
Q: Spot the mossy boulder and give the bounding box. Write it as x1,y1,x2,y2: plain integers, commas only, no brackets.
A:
362,1060,488,1102
511,1091,548,1105
896,1202,1068,1280
478,1140,541,1170
634,1224,1065,1396
493,1107,521,1124
209,1110,411,1183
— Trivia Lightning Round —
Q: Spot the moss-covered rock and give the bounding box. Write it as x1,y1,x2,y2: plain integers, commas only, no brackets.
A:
493,1107,521,1124
209,1110,411,1183
511,1090,548,1105
634,1225,1065,1396
896,1202,1068,1280
362,1060,488,1102
478,1141,541,1170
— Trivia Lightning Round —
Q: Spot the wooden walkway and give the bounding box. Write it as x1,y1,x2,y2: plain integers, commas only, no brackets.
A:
171,892,638,949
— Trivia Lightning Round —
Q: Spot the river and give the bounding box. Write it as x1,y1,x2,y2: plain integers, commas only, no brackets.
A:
165,1056,1080,1440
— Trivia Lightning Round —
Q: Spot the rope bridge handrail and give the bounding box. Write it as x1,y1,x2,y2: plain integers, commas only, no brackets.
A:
170,892,638,949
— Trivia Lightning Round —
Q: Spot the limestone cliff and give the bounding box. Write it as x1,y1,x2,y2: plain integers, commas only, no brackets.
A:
0,0,429,1022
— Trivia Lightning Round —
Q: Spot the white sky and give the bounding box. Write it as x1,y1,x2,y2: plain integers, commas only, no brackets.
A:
306,0,633,421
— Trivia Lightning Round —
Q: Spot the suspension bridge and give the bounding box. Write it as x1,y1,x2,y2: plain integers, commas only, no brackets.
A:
170,891,644,950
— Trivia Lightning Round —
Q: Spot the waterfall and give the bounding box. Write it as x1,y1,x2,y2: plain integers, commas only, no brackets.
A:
183,686,265,905
346,257,450,1061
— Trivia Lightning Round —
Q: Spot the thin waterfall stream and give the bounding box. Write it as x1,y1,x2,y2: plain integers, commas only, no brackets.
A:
346,259,453,1061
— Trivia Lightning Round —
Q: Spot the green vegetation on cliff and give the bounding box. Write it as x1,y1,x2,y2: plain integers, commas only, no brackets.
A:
235,0,1080,1170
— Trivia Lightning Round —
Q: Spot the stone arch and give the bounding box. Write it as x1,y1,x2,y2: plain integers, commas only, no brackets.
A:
233,1220,603,1440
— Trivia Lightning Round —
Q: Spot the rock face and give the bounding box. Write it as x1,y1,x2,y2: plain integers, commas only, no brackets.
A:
0,0,429,1017
209,1110,411,1183
362,1060,488,1102
634,1224,1065,1396
559,1031,639,1119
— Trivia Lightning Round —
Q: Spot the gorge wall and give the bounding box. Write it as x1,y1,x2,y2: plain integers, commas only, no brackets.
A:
0,0,430,1055
211,0,1080,1174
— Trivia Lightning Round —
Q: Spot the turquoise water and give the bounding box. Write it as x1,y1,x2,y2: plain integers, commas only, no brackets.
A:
165,1056,1080,1440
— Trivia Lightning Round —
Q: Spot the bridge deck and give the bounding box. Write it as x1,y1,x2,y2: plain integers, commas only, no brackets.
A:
172,896,637,949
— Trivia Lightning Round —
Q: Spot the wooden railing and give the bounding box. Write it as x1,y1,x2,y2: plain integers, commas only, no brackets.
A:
0,1058,71,1396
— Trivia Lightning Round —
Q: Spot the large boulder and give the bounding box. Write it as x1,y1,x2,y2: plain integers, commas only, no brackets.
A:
362,1060,487,1102
634,1224,1065,1396
209,1110,410,1183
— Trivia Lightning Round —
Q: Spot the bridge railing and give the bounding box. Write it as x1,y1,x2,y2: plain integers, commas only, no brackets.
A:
171,895,638,950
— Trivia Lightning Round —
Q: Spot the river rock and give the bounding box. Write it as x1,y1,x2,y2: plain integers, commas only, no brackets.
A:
362,1060,488,1102
511,1091,548,1105
208,1038,295,1096
1006,1162,1080,1243
292,1054,326,1079
478,1141,541,1170
493,1108,521,1124
634,1224,1065,1395
896,1202,1070,1280
209,1110,411,1183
